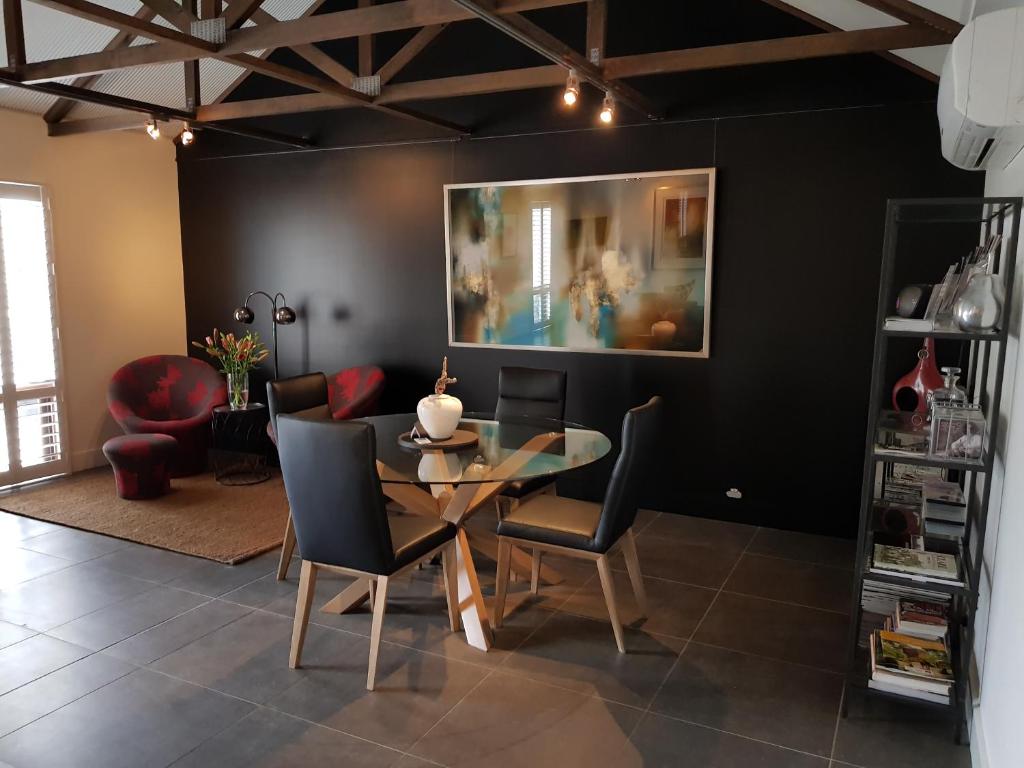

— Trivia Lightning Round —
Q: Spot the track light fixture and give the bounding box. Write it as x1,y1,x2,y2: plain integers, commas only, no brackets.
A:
145,119,160,140
180,122,194,146
599,91,615,124
562,69,580,107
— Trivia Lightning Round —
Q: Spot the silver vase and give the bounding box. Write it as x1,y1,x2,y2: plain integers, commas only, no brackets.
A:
954,274,1003,332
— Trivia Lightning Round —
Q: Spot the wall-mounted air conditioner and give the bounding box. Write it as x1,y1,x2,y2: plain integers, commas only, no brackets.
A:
938,7,1024,171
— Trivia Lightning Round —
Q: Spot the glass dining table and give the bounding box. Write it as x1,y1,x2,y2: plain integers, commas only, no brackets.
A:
318,412,612,652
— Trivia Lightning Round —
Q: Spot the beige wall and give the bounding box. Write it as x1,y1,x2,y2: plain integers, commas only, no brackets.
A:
0,109,185,471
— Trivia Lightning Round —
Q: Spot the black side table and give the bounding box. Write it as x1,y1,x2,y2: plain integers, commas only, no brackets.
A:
211,403,272,486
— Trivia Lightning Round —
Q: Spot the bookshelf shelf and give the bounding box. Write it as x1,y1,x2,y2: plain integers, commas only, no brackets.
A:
844,197,1022,746
881,327,1005,342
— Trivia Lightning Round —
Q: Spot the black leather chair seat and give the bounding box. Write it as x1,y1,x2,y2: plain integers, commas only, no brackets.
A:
389,515,456,572
496,495,602,553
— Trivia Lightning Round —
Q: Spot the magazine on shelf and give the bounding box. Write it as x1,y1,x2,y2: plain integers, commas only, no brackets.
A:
923,498,967,524
925,519,966,538
873,630,953,691
871,544,962,584
922,479,965,508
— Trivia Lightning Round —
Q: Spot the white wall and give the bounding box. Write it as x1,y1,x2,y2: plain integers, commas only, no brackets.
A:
0,109,186,471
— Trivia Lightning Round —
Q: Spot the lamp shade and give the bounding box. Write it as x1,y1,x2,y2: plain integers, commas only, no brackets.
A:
233,306,255,324
274,306,297,325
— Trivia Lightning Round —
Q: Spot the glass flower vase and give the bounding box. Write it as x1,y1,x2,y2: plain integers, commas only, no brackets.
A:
227,372,249,410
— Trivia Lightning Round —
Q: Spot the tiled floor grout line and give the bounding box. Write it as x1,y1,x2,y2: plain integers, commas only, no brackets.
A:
142,665,426,765
828,681,847,765
619,526,761,743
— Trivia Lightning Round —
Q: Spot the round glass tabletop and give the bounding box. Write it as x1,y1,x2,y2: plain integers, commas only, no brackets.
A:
361,412,612,485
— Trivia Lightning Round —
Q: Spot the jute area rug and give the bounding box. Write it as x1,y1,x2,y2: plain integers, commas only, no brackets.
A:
0,467,289,564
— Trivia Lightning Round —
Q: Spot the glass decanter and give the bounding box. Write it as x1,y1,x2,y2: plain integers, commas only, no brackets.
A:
929,366,968,413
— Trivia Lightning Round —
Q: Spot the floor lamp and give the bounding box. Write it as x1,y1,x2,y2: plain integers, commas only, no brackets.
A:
233,291,296,380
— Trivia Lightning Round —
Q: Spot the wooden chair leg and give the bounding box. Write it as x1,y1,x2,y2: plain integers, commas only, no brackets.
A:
367,578,376,611
493,538,512,629
621,528,648,617
530,550,541,595
289,560,317,668
367,575,389,691
441,541,461,632
596,555,626,654
277,513,297,581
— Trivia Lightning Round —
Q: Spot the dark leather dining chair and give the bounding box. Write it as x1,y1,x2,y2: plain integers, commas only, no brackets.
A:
268,373,332,580
493,366,567,591
492,396,662,653
276,415,459,691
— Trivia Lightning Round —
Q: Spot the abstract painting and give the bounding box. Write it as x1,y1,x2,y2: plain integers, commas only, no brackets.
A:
445,168,715,357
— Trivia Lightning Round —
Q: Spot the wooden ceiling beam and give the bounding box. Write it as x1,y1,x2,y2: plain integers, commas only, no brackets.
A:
3,0,27,69
603,23,950,78
194,21,953,123
43,6,159,123
853,0,962,36
585,0,605,62
758,0,944,82
224,0,263,28
376,24,446,85
450,0,662,119
0,68,312,146
358,0,373,76
18,0,583,83
27,0,218,52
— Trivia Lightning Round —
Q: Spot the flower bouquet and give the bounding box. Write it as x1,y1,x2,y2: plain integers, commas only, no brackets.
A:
192,329,270,410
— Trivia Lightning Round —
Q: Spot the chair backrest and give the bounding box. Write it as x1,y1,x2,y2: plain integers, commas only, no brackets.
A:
108,355,225,423
267,372,330,433
593,396,663,551
276,416,395,574
328,366,385,420
494,367,567,422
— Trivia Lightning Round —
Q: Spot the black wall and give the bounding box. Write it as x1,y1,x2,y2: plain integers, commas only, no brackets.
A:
178,101,982,538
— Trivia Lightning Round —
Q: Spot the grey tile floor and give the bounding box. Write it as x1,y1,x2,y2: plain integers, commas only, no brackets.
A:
0,507,972,768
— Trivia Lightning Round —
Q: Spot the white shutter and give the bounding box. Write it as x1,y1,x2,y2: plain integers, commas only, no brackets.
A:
0,183,68,487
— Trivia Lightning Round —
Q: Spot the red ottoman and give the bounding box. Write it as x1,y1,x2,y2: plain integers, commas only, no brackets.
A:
102,434,178,500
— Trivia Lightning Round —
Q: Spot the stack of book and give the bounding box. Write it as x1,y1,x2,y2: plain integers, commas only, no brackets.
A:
869,629,953,704
893,598,949,641
922,479,967,537
870,542,964,587
859,580,950,648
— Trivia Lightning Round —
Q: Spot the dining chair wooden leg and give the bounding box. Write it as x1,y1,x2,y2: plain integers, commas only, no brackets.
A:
441,541,461,632
367,578,376,611
367,575,389,691
493,538,512,629
277,513,297,581
620,528,648,617
530,550,541,595
289,560,318,668
596,555,626,654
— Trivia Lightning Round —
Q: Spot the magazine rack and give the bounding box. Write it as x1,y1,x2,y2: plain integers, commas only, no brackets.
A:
844,197,1022,744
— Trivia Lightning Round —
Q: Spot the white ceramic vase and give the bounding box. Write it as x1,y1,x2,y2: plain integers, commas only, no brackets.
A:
416,393,463,439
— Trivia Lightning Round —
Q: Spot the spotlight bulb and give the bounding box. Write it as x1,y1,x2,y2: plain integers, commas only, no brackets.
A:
599,91,615,124
180,123,194,146
145,119,160,140
562,69,580,107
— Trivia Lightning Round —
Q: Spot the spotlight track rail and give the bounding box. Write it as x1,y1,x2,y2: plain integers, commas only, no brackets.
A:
449,0,663,120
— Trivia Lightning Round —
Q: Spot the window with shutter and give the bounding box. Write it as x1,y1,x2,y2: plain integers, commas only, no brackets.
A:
0,182,68,487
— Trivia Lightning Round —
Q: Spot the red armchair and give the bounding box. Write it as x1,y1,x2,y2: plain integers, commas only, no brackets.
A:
327,365,386,420
108,355,227,477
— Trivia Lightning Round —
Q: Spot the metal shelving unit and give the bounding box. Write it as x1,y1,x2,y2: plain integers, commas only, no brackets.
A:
843,197,1022,745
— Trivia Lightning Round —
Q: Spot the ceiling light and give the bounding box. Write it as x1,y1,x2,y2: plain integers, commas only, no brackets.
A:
599,91,615,124
180,122,194,146
563,69,580,107
145,119,160,140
